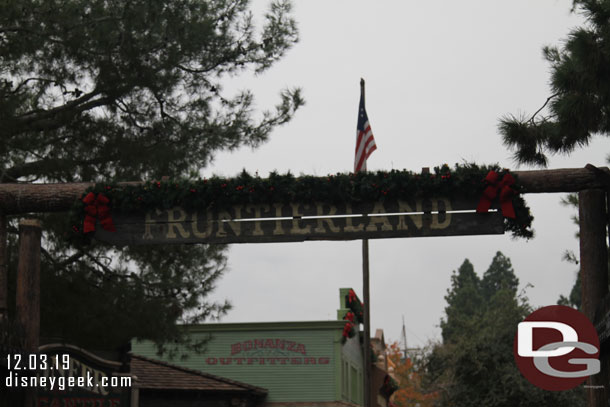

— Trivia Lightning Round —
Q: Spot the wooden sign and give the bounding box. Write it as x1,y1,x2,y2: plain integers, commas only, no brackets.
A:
94,197,504,245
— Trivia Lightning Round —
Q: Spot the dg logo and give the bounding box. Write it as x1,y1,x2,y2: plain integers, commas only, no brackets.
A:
513,305,600,391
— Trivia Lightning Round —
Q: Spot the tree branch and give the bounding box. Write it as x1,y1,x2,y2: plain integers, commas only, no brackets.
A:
9,77,59,95
41,247,86,269
528,92,560,124
2,157,108,182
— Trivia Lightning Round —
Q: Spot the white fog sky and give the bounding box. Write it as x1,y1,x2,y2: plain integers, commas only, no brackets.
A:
206,0,609,348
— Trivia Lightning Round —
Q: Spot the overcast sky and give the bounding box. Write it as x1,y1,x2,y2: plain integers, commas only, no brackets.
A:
205,0,609,349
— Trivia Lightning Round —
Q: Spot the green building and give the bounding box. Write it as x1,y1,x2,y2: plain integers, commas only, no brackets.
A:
133,288,366,407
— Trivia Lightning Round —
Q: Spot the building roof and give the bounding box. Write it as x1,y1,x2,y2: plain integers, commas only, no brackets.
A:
183,320,347,333
130,354,267,396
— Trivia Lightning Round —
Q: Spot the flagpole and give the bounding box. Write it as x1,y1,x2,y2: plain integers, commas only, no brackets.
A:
360,78,372,407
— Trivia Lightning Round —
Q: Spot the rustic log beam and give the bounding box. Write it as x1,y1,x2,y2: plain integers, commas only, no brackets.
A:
515,165,610,193
15,219,42,407
0,167,607,215
580,189,609,320
16,219,42,352
0,212,6,318
579,189,609,407
0,181,140,214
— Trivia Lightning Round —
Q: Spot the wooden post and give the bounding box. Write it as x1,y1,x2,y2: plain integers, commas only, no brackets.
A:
16,219,42,350
360,77,372,407
0,212,7,319
579,190,608,407
16,219,42,407
362,237,371,407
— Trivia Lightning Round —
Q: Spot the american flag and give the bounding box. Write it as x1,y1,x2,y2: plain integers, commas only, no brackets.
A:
354,89,377,173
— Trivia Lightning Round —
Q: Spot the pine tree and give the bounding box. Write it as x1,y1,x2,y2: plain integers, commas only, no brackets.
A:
497,0,610,313
440,259,483,344
427,253,584,407
499,0,610,166
0,0,303,351
481,251,519,301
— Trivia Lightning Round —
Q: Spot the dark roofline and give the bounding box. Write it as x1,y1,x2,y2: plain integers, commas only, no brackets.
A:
130,354,268,396
180,320,346,333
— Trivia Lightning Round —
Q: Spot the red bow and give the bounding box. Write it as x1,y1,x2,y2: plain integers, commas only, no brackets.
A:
348,289,357,304
476,171,517,219
82,192,116,233
344,312,355,323
342,322,354,338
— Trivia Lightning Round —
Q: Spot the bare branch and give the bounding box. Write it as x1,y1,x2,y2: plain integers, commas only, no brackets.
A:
528,92,560,124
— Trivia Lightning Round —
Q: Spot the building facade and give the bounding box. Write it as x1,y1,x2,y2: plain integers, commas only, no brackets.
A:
133,289,367,407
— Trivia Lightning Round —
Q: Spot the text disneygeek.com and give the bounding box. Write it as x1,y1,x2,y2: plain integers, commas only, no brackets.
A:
4,353,131,392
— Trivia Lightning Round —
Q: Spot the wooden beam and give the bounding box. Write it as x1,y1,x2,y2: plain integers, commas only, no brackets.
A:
0,211,7,318
516,166,610,193
16,219,42,352
579,189,609,321
16,219,42,407
579,189,609,407
363,236,372,407
0,167,608,215
0,181,143,214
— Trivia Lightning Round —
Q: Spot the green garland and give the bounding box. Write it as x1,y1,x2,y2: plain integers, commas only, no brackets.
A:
69,163,534,240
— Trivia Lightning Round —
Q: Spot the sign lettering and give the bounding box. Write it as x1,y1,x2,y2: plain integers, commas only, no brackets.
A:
202,337,331,367
95,198,504,245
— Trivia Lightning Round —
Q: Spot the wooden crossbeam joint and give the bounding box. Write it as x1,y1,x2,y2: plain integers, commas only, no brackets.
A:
585,164,610,187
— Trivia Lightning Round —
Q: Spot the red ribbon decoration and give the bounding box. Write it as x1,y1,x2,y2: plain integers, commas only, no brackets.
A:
348,289,357,304
82,192,116,233
344,312,355,323
476,171,517,219
342,322,354,338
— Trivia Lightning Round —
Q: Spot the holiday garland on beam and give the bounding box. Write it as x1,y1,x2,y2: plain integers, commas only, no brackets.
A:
68,163,534,242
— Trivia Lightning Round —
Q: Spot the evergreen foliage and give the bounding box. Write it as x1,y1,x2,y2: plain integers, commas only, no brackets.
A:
0,0,303,182
426,252,584,406
558,272,582,309
440,259,483,344
499,0,610,166
481,251,519,300
0,0,302,352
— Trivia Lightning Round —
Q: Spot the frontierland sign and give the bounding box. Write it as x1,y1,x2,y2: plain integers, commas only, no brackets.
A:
94,197,504,245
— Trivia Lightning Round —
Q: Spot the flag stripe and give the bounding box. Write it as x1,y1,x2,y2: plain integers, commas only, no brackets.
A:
355,138,376,172
355,135,375,171
354,90,376,173
354,126,371,161
355,128,373,162
356,127,375,161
